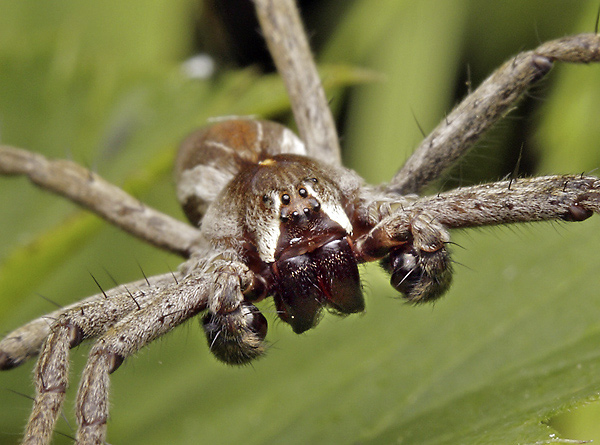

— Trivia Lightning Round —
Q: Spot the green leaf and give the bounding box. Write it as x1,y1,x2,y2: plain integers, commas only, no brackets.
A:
1,1,600,444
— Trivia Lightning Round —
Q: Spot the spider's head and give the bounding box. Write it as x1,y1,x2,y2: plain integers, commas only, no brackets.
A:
245,155,353,264
229,154,365,334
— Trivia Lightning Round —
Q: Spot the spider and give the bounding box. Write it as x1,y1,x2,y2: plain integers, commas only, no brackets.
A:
1,1,600,443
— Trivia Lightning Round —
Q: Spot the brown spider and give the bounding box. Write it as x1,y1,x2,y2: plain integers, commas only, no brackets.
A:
1,1,600,443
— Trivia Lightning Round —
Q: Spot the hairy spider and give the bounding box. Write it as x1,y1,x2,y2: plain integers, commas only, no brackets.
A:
1,1,600,444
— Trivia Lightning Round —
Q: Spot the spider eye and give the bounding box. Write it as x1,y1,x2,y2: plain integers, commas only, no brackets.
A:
298,187,308,198
310,177,318,183
262,194,270,203
281,193,291,205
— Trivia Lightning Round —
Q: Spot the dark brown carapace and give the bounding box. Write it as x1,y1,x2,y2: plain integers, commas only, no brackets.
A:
175,119,451,364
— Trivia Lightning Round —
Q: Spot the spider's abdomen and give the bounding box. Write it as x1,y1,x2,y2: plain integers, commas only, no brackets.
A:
175,119,307,226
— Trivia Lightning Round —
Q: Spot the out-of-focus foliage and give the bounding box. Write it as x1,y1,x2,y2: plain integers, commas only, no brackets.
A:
0,1,599,444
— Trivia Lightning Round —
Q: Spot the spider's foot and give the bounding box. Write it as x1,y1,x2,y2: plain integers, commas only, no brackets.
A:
382,244,453,304
0,332,41,370
564,202,594,222
203,303,268,365
0,350,18,370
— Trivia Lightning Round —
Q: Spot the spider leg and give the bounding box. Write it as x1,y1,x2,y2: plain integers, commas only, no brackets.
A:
0,273,180,371
357,175,600,302
6,244,265,443
11,273,181,444
0,146,202,257
408,175,600,228
389,33,600,195
72,272,213,444
254,0,341,165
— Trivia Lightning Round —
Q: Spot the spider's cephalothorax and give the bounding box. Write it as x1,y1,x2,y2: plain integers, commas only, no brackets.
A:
175,119,379,361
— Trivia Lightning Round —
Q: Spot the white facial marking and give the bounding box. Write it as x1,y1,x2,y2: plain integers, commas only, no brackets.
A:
255,181,353,264
304,183,353,235
255,192,281,263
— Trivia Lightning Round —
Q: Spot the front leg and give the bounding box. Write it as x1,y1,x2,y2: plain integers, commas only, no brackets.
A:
413,175,600,227
74,273,210,444
15,273,180,445
73,256,268,443
357,175,600,303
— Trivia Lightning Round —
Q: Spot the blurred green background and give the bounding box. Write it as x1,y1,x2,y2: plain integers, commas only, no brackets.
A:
1,1,600,443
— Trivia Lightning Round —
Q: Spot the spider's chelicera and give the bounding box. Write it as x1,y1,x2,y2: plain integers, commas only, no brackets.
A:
1,1,600,443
